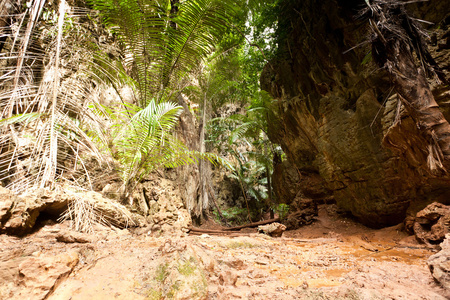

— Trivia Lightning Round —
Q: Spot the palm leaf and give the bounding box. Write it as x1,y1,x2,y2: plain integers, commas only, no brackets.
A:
113,98,232,194
161,0,234,91
115,99,183,184
90,0,236,105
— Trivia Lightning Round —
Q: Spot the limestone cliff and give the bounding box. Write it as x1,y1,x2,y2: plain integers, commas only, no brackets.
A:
262,0,450,227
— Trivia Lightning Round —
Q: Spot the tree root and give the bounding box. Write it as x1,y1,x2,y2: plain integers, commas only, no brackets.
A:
188,217,281,236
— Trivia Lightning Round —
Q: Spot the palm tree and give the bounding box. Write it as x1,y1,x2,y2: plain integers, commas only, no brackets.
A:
88,0,237,205
90,0,236,106
0,0,236,199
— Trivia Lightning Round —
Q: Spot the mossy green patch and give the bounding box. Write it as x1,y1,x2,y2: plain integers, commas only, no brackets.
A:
146,288,162,300
225,240,256,249
177,257,197,276
155,262,169,283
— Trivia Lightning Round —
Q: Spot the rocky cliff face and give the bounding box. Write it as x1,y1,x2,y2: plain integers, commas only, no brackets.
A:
262,0,450,227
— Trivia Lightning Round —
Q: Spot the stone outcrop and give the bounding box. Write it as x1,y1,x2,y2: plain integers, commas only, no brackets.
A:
123,175,192,235
0,187,140,236
261,0,450,227
16,252,79,300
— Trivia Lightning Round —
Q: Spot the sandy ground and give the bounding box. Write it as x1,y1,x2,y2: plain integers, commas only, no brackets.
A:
1,204,448,299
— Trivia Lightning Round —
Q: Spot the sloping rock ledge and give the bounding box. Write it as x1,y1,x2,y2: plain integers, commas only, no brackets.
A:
0,187,143,236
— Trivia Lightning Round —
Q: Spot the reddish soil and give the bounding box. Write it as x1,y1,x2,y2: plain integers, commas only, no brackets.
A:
0,204,448,299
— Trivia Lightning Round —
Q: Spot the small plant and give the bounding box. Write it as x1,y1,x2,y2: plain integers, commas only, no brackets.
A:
213,207,249,225
155,262,169,283
226,241,256,249
274,203,289,220
146,288,162,300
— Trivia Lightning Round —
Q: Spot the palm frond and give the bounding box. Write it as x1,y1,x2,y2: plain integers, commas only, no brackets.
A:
229,121,256,143
91,0,236,105
89,0,170,106
161,0,234,92
115,99,183,184
110,97,233,195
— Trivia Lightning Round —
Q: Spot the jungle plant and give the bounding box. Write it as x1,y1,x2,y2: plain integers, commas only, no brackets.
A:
86,0,239,200
205,88,280,222
89,0,237,105
274,203,289,220
102,98,231,199
0,0,238,198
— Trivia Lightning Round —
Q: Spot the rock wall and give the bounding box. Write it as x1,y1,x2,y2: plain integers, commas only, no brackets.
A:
262,0,450,227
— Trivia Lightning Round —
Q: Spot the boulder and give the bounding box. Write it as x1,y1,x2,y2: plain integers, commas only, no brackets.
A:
0,188,68,235
413,203,450,248
258,222,286,237
428,234,450,290
16,251,79,300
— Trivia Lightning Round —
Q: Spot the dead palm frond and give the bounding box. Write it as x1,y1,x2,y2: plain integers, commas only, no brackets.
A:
361,0,450,172
0,1,109,193
58,192,136,233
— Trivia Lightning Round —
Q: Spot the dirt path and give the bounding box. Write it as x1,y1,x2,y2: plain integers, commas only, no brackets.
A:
0,205,448,299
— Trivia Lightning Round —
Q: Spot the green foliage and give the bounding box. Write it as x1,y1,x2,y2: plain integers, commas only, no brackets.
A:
84,0,240,197
207,90,280,216
225,240,257,249
199,4,284,219
115,99,184,186
361,51,372,65
146,288,162,300
177,258,197,276
93,99,232,196
86,0,284,210
228,156,268,202
0,113,42,126
89,0,237,105
213,206,249,224
274,203,289,220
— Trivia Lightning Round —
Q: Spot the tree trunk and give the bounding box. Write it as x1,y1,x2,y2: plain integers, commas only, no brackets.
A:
198,94,209,214
264,143,274,219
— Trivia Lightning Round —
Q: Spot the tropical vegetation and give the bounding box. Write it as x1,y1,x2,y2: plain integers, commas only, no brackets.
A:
0,0,283,223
